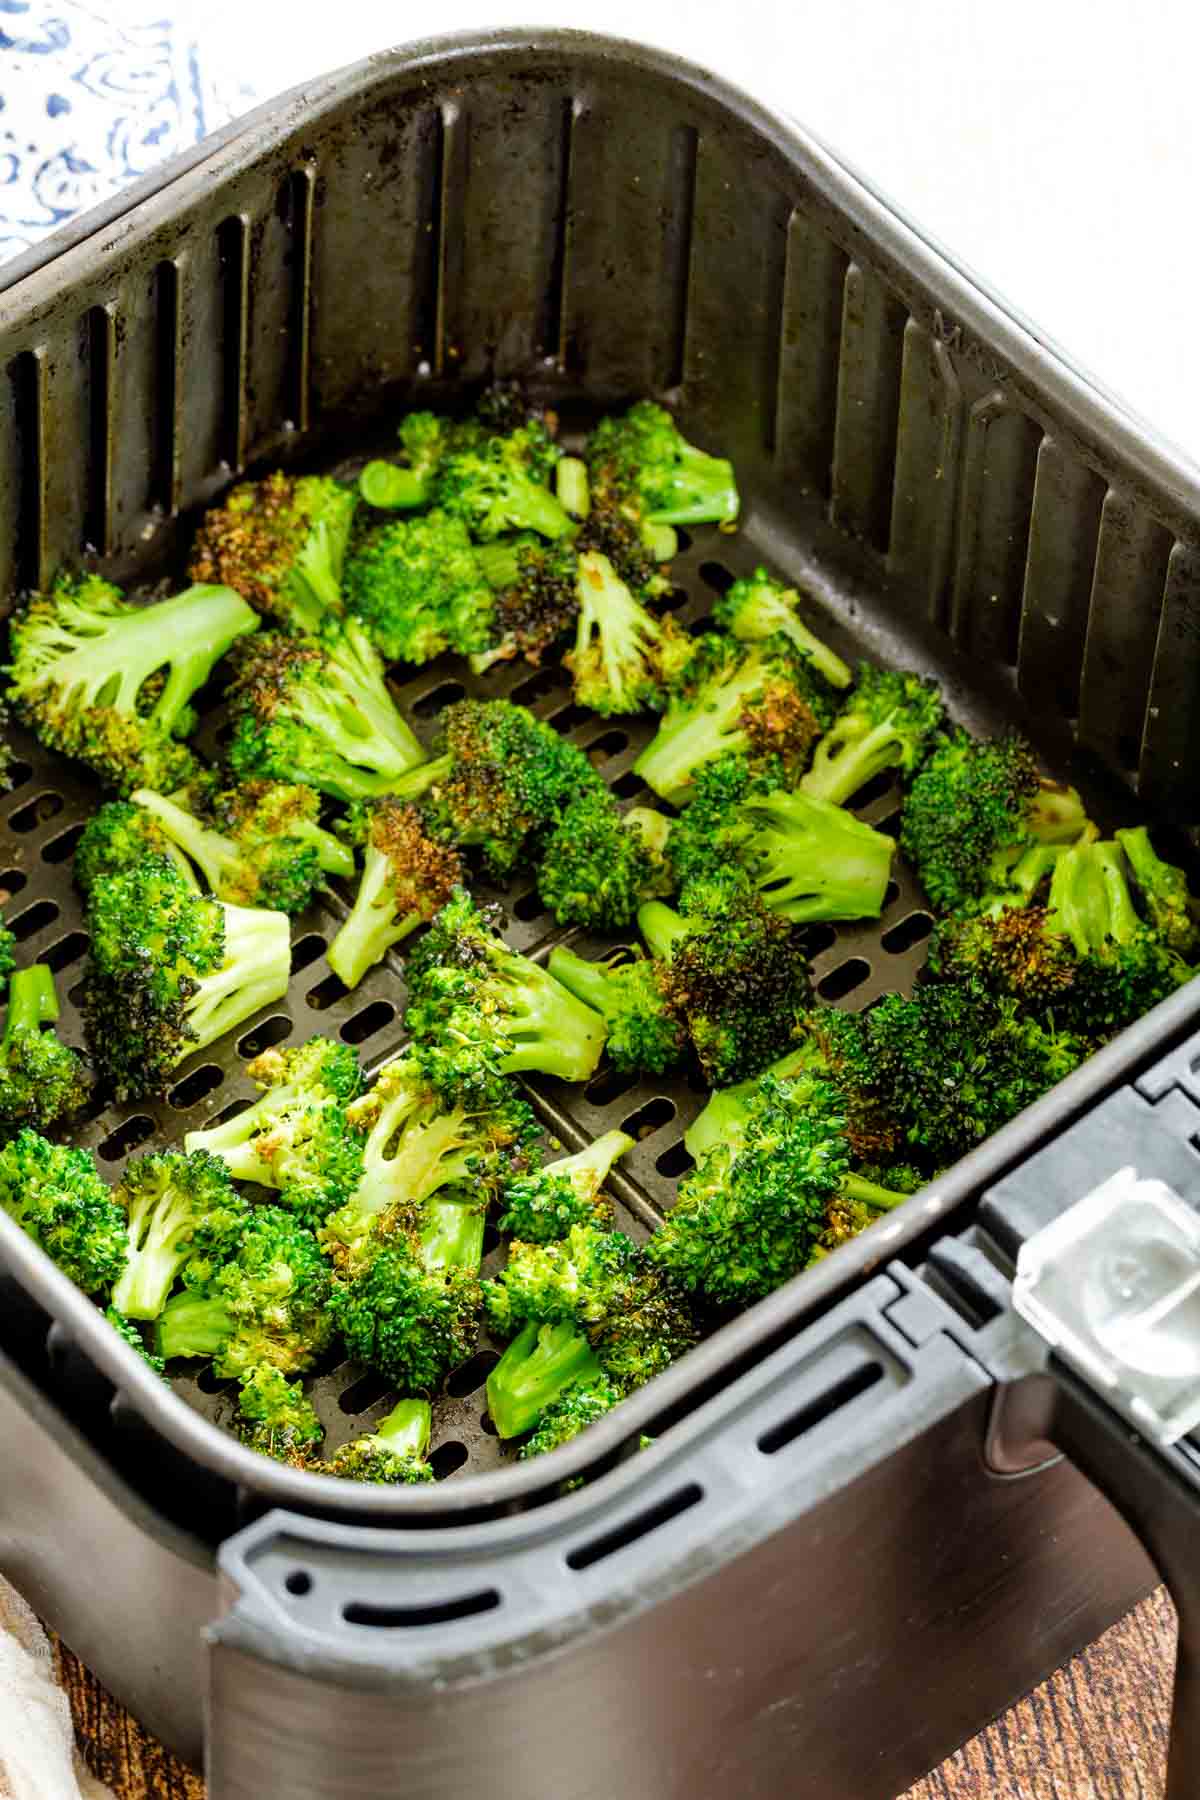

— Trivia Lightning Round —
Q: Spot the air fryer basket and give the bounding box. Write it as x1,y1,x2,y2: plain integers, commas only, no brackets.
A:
2,28,1200,1798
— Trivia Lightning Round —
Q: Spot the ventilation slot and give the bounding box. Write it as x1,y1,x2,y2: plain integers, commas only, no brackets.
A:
620,1097,676,1141
9,793,63,833
343,1587,499,1629
538,96,575,363
98,1117,156,1162
168,1065,224,1110
237,1015,292,1060
290,933,326,976
340,1001,394,1046
153,260,181,511
446,1349,499,1397
880,913,933,954
10,900,58,942
285,168,315,430
758,1363,883,1455
7,350,42,592
412,680,465,720
566,1481,702,1571
84,306,113,554
661,125,698,390
817,959,871,1001
216,215,249,471
338,1370,393,1416
428,1440,469,1480
656,1139,695,1180
40,823,85,864
40,931,88,974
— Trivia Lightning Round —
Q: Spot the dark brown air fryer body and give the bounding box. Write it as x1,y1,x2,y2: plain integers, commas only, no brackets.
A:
1,30,1199,1800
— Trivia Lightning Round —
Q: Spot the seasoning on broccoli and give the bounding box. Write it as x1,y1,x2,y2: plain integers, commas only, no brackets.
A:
535,789,667,932
518,1376,624,1460
326,799,463,990
0,1130,127,1297
799,664,944,807
6,574,258,795
73,798,198,896
497,1129,633,1243
235,1366,324,1463
0,964,90,1136
189,471,357,634
469,537,583,672
715,568,851,688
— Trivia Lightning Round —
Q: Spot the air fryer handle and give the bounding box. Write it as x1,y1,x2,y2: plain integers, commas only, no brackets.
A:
1045,1360,1200,1800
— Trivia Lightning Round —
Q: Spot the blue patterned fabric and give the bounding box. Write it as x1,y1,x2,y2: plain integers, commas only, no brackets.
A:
0,1,251,259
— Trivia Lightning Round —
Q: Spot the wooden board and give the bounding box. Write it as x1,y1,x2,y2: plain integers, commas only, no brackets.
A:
56,1593,1177,1799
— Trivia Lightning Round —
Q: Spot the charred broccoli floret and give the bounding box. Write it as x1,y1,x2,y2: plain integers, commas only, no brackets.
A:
6,574,257,795
235,1366,323,1463
1047,837,1193,1035
319,1397,435,1484
666,751,895,922
131,780,353,915
547,945,686,1077
715,568,851,688
405,889,608,1084
343,510,495,664
469,537,582,672
632,633,837,805
189,472,356,633
535,788,666,932
0,964,89,1136
109,1148,247,1320
326,799,463,990
83,856,291,1100
73,798,197,895
638,872,813,1084
586,401,738,527
156,1205,334,1375
564,551,692,716
185,1037,364,1227
497,1129,633,1243
799,664,944,807
224,623,426,802
900,732,1088,912
1116,826,1200,958
0,1130,127,1296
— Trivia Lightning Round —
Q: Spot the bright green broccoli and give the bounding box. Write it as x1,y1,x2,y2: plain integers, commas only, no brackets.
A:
343,510,495,664
189,471,357,633
155,1205,333,1375
185,1037,364,1227
1116,826,1200,958
1046,837,1194,1036
404,889,608,1084
564,550,692,716
497,1129,633,1243
319,1397,435,1484
235,1366,323,1463
585,401,739,527
109,1148,248,1320
224,622,427,803
131,780,353,915
73,799,198,896
715,568,851,688
83,855,291,1100
0,916,14,999
799,664,945,806
433,417,571,542
6,574,258,796
0,964,90,1136
486,1321,604,1439
899,732,1088,912
104,1308,167,1377
326,799,463,990
330,1240,483,1393
632,633,837,805
485,1224,641,1336
547,944,686,1077
535,789,667,932
517,1376,623,1459
0,1130,127,1296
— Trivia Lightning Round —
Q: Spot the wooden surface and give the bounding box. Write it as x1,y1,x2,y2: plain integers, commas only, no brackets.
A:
55,1589,1178,1799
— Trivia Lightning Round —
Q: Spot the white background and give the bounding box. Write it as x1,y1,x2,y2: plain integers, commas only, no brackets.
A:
181,0,1200,466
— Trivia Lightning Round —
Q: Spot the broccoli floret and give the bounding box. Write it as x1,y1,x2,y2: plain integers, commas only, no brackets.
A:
156,1205,333,1376
586,401,739,527
715,568,851,689
799,664,945,807
104,1308,167,1377
485,1224,641,1336
585,1262,698,1391
83,855,292,1100
518,1377,623,1459
1116,826,1200,958
343,510,495,664
900,732,1088,912
405,889,608,1084
535,789,666,932
327,799,463,990
131,780,352,915
647,1074,852,1305
576,497,674,588
632,633,837,805
469,537,582,672
320,1044,537,1270
564,551,692,716
331,1241,483,1392
0,1130,127,1296
806,1165,927,1264
397,698,605,879
497,1129,633,1243
927,904,1078,1011
639,873,812,1084
185,1037,364,1227
0,917,14,999
235,1366,323,1463
1045,837,1193,1036
433,418,571,541
666,752,895,922
189,472,356,634
0,964,90,1136
320,1397,435,1484
547,945,686,1076
486,1320,604,1439
225,622,426,802
6,574,257,795
73,799,198,896
109,1148,248,1320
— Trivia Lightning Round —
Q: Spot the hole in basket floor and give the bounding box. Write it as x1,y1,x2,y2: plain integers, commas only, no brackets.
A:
237,1015,292,1060
817,958,871,1002
168,1065,224,1110
428,1440,470,1480
341,1000,395,1045
446,1349,499,1398
880,912,934,954
620,1097,676,1141
98,1116,156,1162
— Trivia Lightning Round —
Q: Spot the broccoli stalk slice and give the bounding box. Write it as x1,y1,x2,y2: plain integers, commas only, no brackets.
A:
483,953,608,1082
184,1071,326,1184
1047,840,1141,956
185,905,292,1054
545,946,628,1018
371,1397,432,1459
643,447,738,526
486,1320,604,1439
683,1044,813,1162
324,1101,490,1258
359,462,428,511
981,843,1068,914
718,574,852,689
325,622,427,774
155,1290,235,1361
737,791,895,922
473,538,540,590
5,964,58,1037
327,843,424,988
556,457,590,519
566,551,684,715
420,1197,485,1272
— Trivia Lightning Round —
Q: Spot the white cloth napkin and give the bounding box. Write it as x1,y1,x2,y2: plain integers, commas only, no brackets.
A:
0,1582,111,1800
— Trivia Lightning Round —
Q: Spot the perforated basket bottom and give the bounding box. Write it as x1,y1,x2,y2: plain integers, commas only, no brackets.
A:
0,520,938,1484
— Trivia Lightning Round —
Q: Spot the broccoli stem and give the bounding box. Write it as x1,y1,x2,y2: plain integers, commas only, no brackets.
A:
155,1290,234,1361
556,457,591,519
473,539,537,590
5,965,58,1039
546,945,622,1017
743,793,894,922
325,623,427,773
642,522,677,562
1029,781,1089,844
327,845,423,989
486,1320,603,1439
1048,840,1140,956
420,1198,485,1272
508,475,574,541
359,462,428,511
293,820,356,880
185,1085,298,1182
841,1171,912,1211
800,715,916,807
492,953,608,1082
645,449,739,526
112,1187,196,1319
554,1129,636,1197
185,904,291,1055
981,843,1066,913
390,753,454,802
683,1043,813,1161
132,790,240,894
636,900,692,964
632,658,767,804
374,1397,432,1458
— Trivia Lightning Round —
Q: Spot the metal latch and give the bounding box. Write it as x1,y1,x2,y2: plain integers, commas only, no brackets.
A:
1012,1167,1200,1448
